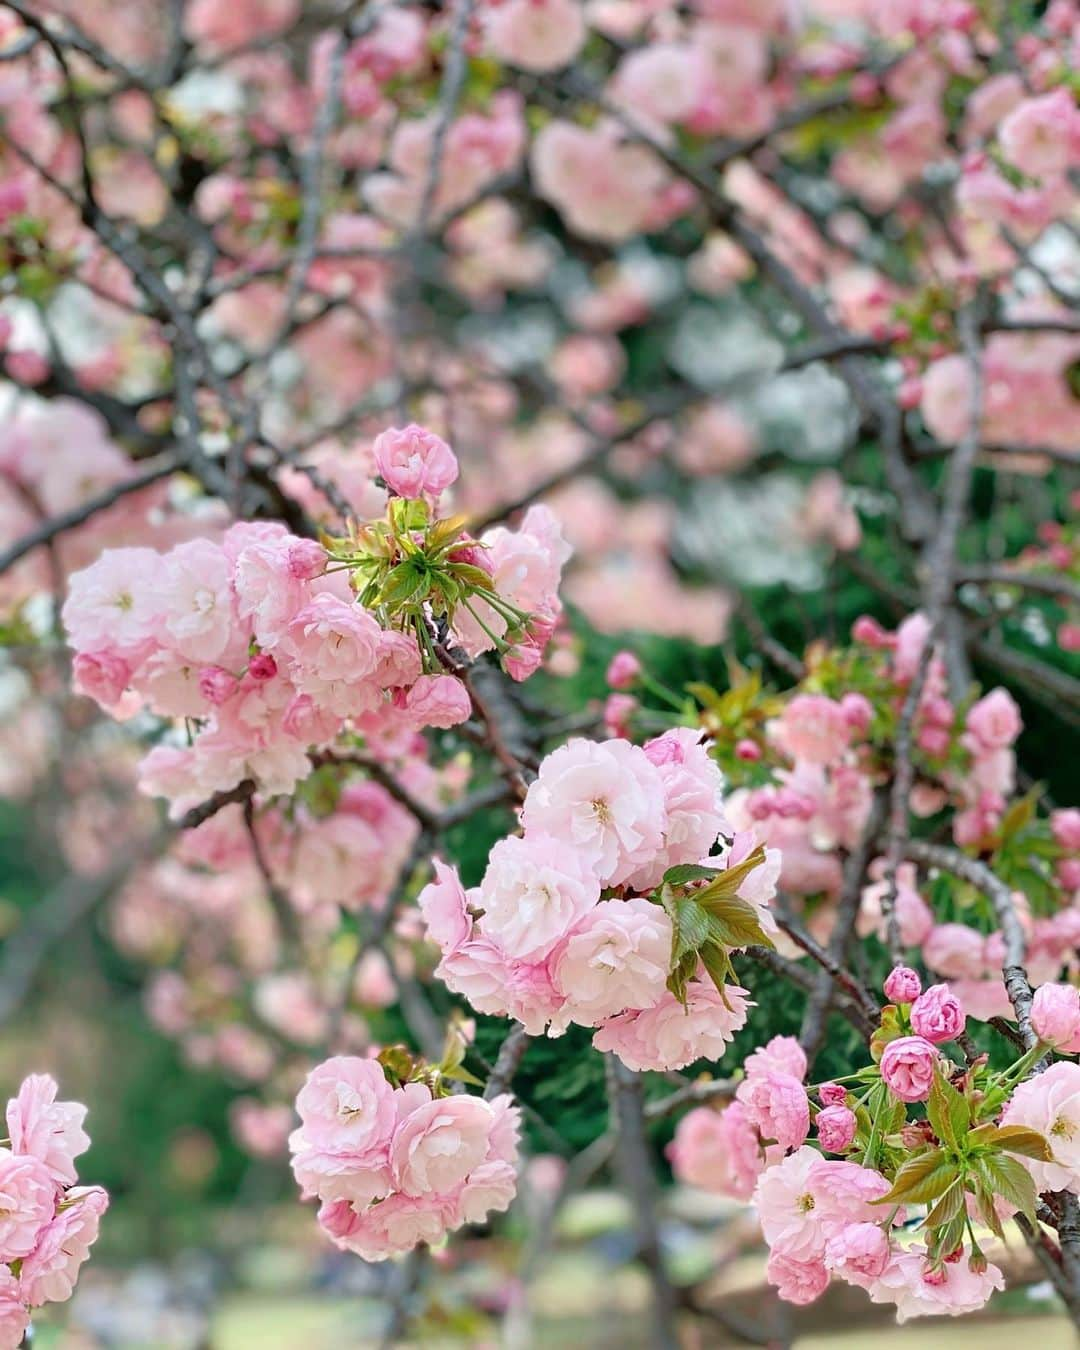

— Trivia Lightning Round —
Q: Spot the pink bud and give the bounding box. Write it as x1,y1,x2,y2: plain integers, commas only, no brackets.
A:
198,666,239,705
839,693,872,733
884,966,922,1003
372,424,459,500
735,738,761,761
880,1036,937,1102
606,650,641,690
818,1082,847,1107
248,653,278,681
5,350,49,385
909,984,966,1044
852,615,894,648
604,693,637,739
1031,983,1080,1047
286,539,327,581
816,1104,857,1153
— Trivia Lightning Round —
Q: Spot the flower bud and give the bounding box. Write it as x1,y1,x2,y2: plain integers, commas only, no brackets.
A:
198,666,239,706
880,1036,937,1102
1031,983,1080,1047
248,652,278,681
606,650,641,690
909,984,966,1044
818,1082,847,1107
373,424,458,500
816,1104,857,1153
883,966,922,1003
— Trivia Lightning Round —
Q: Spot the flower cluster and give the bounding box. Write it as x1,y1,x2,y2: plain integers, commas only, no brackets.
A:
669,968,1080,1321
62,429,568,810
290,1052,519,1260
419,730,778,1069
0,1075,107,1347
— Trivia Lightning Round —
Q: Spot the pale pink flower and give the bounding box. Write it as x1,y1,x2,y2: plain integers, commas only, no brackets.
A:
766,1250,830,1305
160,539,235,664
390,1094,497,1198
668,1101,765,1201
185,0,299,52
965,688,1022,751
486,0,586,72
478,834,600,961
923,923,987,980
753,1147,836,1262
593,982,751,1072
20,1186,108,1307
743,1035,807,1083
999,89,1080,179
402,674,471,729
72,651,131,709
318,1191,449,1260
910,984,966,1044
418,860,473,954
1031,983,1080,1048
62,548,164,653
880,1036,938,1103
1001,1061,1080,1193
6,1074,89,1188
770,694,851,766
285,593,383,688
0,1149,55,1262
868,1245,1005,1321
293,1056,397,1157
550,897,671,1030
372,424,459,499
0,1269,27,1348
738,1070,810,1150
521,738,667,886
824,1222,891,1289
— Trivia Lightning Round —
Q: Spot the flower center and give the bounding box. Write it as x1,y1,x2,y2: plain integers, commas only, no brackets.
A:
114,591,134,612
1052,1115,1076,1141
797,1192,815,1213
591,798,612,825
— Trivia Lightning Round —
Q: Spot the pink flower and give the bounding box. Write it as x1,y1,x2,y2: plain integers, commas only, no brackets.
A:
6,1074,89,1188
824,1222,891,1289
0,1269,27,1348
668,1101,765,1201
62,548,164,654
1052,809,1080,851
818,1082,847,1108
402,674,471,729
766,1250,830,1306
293,1057,397,1157
1032,983,1080,1048
738,1070,810,1150
0,1149,55,1262
603,692,637,739
72,651,131,708
550,897,672,1030
521,738,667,887
606,650,641,689
20,1186,108,1307
198,666,239,706
965,688,1022,751
816,1105,857,1154
999,89,1080,179
868,1245,1005,1321
390,1094,497,1197
910,984,966,1044
478,834,599,961
372,424,459,499
485,0,586,72
923,923,986,979
879,1036,938,1103
318,1191,449,1260
884,966,922,1003
285,593,383,689
593,982,751,1072
744,1035,807,1083
1002,1061,1080,1193
769,694,850,766
418,860,473,954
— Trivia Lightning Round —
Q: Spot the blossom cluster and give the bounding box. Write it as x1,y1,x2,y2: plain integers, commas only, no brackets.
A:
669,967,1080,1321
290,1054,519,1260
0,1075,107,1347
61,429,569,810
419,730,778,1069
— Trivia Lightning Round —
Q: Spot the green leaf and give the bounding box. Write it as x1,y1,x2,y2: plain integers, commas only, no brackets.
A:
672,897,711,962
703,898,775,952
661,863,721,887
378,561,428,608
924,1179,965,1229
873,1149,961,1205
974,1152,1038,1222
982,1125,1054,1162
927,1070,970,1151
693,845,768,905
